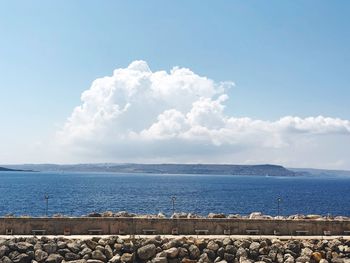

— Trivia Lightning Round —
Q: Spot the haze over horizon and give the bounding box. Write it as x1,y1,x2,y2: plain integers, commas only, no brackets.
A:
1,1,350,169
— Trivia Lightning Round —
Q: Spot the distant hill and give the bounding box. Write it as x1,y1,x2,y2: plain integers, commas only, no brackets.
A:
0,166,30,172
290,167,350,177
2,163,298,176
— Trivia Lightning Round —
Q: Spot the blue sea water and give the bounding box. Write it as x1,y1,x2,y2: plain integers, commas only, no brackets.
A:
0,171,349,217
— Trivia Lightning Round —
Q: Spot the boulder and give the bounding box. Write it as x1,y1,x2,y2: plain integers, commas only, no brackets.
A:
12,253,31,263
189,245,200,260
137,244,157,260
35,249,48,262
0,245,10,258
207,241,219,252
208,213,226,218
120,253,133,263
91,250,106,262
164,247,179,258
109,254,121,263
45,254,63,263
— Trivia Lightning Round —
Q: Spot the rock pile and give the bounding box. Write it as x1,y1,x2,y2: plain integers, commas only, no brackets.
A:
1,236,350,263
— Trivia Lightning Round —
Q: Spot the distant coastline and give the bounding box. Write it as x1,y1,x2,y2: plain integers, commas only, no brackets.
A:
1,163,298,176
2,163,349,177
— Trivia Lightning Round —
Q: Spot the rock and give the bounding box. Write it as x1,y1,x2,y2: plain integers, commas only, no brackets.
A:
46,254,63,263
171,213,188,219
66,260,86,263
223,253,235,262
165,247,179,258
287,241,301,254
0,245,10,258
87,260,104,263
236,247,247,259
311,252,323,262
120,253,133,263
181,259,197,263
80,247,92,256
189,245,200,260
114,211,135,218
87,212,101,217
319,260,329,263
104,245,113,259
295,256,310,263
57,242,67,249
208,213,226,218
57,249,70,257
12,253,31,263
91,250,106,262
217,247,225,258
85,240,98,250
137,244,157,260
109,254,121,263
178,247,188,258
249,212,262,219
1,256,13,263
157,212,166,218
207,241,219,252
44,243,58,254
152,257,168,263
305,214,322,219
35,250,49,262
300,247,313,258
15,242,33,253
65,252,80,261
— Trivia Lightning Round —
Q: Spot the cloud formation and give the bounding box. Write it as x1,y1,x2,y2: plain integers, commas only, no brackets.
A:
57,61,350,168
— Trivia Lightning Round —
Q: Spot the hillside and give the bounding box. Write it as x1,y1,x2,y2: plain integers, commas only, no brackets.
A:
2,163,298,176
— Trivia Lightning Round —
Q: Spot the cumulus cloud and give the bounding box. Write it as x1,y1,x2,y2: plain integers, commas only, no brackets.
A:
57,61,350,168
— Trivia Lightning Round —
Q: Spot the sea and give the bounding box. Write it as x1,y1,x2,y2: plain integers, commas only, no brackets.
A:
0,171,349,217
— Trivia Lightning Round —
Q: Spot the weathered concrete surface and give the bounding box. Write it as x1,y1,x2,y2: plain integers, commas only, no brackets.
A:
1,218,350,236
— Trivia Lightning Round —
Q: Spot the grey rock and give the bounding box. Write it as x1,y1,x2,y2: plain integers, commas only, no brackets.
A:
43,243,58,254
65,252,80,261
1,256,13,263
45,254,63,263
85,240,98,250
178,248,188,258
67,243,81,254
223,253,235,263
12,253,31,263
189,245,200,260
225,245,236,255
164,247,178,258
236,247,247,259
217,247,225,258
57,249,70,257
137,244,157,260
91,250,106,262
108,254,121,263
207,241,219,252
152,257,168,263
120,253,133,263
295,256,310,263
35,250,49,262
104,245,113,260
0,245,10,258
87,260,104,263
15,242,34,253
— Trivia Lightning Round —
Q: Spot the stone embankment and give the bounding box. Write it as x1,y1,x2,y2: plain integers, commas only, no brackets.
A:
1,236,350,263
74,212,349,221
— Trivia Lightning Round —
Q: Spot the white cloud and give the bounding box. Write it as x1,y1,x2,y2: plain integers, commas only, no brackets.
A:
57,60,350,169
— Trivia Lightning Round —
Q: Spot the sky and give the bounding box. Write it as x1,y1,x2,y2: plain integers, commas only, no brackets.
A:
0,1,350,169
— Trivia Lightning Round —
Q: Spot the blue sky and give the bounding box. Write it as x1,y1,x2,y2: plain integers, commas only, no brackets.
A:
1,1,350,168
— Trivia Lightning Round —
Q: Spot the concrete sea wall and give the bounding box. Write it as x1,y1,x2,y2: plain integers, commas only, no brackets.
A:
1,218,350,236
